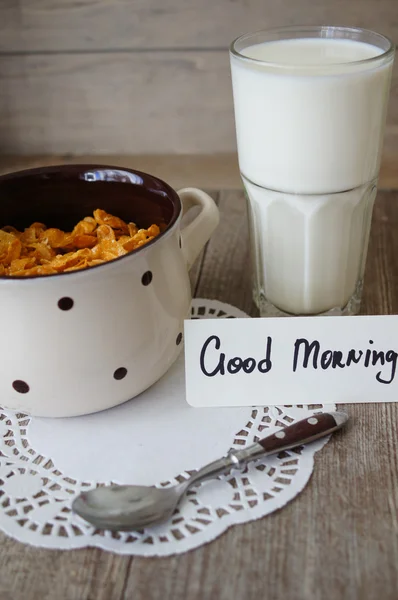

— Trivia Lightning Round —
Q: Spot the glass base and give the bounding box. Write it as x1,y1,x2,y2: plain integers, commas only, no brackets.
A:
254,280,363,317
243,175,376,317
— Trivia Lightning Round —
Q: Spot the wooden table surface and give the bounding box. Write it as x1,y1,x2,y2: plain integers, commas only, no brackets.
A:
1,169,398,599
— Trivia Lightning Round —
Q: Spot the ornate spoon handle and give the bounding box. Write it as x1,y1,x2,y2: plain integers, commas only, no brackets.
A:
185,412,348,489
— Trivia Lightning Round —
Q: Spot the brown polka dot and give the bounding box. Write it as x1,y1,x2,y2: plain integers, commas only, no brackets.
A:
141,271,153,286
58,297,74,310
12,380,30,394
176,332,183,346
114,367,127,380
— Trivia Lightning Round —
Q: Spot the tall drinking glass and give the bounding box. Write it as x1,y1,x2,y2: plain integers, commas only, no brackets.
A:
230,26,395,316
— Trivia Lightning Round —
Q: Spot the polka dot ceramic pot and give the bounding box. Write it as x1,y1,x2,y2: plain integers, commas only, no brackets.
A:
0,165,219,417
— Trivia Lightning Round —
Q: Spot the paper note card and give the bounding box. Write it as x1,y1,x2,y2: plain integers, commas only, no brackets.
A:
184,315,398,407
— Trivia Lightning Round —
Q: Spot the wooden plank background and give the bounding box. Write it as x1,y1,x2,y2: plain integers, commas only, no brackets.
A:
0,0,397,155
1,0,397,51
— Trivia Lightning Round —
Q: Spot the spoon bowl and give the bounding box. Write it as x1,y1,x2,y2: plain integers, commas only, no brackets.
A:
73,484,184,531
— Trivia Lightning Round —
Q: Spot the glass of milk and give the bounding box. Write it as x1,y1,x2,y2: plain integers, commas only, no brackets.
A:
230,26,395,316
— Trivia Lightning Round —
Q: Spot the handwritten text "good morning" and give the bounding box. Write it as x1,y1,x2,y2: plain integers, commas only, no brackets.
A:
199,336,398,384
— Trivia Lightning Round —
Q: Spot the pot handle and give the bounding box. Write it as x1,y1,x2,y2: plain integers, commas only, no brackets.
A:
178,188,219,270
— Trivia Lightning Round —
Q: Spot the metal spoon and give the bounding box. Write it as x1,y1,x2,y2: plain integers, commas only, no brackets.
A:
72,411,348,531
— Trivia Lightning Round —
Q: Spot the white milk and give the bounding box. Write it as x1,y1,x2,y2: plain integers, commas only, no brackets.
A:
230,38,394,314
244,178,377,315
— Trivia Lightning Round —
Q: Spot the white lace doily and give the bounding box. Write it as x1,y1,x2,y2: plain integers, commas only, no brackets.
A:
0,299,335,556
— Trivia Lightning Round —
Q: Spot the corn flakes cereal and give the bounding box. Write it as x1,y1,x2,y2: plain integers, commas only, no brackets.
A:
0,210,161,277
